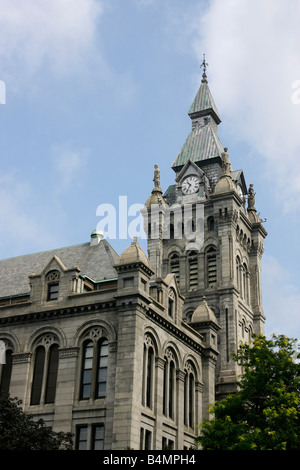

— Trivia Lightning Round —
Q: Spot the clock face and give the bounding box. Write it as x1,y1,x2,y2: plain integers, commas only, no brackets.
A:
182,176,200,195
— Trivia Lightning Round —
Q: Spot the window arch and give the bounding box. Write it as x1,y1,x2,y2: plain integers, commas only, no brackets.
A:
142,334,157,409
31,346,45,405
184,361,197,429
236,257,250,303
30,336,60,405
0,342,13,395
163,348,177,419
45,344,59,404
80,336,109,400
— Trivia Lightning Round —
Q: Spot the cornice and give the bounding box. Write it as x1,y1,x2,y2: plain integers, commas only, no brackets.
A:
146,308,205,356
0,300,116,326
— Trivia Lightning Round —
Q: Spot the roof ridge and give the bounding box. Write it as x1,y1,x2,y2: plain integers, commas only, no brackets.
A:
0,241,90,262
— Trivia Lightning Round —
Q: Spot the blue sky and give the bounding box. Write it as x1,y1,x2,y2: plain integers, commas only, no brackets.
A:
0,0,299,341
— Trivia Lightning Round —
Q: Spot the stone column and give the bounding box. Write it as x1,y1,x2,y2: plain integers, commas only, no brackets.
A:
154,356,166,449
10,352,31,408
201,352,217,420
112,308,145,450
53,347,79,433
176,369,186,449
195,381,203,439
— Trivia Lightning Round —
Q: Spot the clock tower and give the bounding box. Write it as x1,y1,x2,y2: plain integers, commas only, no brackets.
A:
143,65,267,398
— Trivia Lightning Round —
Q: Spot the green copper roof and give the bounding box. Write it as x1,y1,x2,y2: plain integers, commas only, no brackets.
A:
188,73,221,124
171,124,224,169
171,72,223,169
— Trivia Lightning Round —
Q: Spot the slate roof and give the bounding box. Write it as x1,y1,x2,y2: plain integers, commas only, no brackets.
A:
163,184,177,206
0,239,119,299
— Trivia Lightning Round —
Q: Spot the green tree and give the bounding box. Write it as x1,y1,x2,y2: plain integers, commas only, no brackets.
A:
196,334,300,450
0,393,73,450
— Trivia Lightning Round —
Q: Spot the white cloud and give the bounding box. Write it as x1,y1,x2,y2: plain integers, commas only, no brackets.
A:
192,0,300,212
164,0,300,212
0,0,138,108
0,0,105,83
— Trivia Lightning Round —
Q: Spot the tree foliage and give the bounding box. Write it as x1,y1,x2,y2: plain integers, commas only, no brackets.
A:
0,393,73,450
196,334,300,450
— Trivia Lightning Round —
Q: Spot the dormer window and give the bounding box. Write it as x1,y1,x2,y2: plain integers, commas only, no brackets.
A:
46,271,60,301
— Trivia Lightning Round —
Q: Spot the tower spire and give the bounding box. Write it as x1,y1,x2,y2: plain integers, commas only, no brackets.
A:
171,59,223,170
187,55,220,123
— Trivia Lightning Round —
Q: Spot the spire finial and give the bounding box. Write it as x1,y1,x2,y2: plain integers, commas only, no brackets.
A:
200,54,208,82
201,54,208,73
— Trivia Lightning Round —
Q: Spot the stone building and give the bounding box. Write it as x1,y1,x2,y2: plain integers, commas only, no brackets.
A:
0,68,267,450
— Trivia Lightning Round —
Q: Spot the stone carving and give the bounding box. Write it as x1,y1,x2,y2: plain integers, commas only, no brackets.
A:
153,164,161,190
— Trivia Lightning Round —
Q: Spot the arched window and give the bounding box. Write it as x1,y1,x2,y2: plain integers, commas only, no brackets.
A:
80,337,109,400
31,346,45,405
146,347,154,407
97,338,109,398
45,344,59,404
169,253,180,285
0,346,13,395
168,361,175,419
142,334,156,409
30,340,59,405
188,251,198,290
163,349,177,419
184,362,196,429
206,247,217,287
81,340,93,399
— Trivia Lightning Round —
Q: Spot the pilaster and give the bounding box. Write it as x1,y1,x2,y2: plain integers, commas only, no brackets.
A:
53,347,79,433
